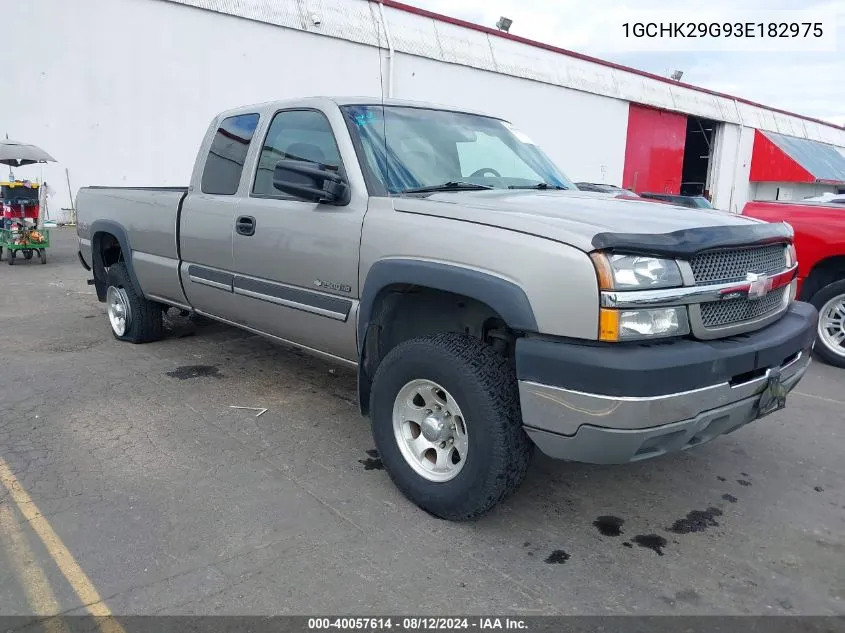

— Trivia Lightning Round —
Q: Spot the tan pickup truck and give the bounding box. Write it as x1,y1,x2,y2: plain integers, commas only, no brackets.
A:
77,97,818,520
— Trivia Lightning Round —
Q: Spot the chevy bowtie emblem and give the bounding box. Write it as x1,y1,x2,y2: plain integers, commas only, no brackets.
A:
719,268,795,301
746,272,772,300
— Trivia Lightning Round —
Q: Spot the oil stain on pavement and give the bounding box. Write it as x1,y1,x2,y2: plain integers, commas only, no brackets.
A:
165,365,222,380
359,449,384,471
545,550,570,564
668,507,723,534
593,515,624,537
632,534,667,556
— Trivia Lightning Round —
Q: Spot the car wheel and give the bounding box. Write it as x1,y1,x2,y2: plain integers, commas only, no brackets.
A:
810,279,845,368
369,332,533,520
105,262,164,343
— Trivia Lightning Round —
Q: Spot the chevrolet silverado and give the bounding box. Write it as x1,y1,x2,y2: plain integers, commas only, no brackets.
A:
77,97,818,520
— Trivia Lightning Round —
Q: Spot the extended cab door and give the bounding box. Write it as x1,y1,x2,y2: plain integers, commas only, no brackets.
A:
230,106,367,362
179,112,261,321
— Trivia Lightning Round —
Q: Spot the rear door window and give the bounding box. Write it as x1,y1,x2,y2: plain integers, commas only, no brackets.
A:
201,113,260,195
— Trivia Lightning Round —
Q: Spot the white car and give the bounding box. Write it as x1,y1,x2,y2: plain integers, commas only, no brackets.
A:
802,193,845,204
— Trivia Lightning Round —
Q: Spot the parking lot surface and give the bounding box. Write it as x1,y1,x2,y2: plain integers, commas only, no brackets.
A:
0,229,843,616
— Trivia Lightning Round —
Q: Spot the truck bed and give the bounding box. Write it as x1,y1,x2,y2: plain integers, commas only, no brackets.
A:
77,186,189,307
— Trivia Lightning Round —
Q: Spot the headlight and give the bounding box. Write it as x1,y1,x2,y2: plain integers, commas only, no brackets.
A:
591,253,683,290
600,307,690,342
785,243,797,268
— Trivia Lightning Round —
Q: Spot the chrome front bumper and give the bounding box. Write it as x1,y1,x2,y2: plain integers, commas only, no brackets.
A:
519,349,811,464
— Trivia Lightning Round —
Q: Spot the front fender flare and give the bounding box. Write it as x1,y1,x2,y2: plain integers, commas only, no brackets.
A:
355,258,538,415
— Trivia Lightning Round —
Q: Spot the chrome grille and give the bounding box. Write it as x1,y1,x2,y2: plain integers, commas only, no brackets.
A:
700,286,787,328
690,245,787,285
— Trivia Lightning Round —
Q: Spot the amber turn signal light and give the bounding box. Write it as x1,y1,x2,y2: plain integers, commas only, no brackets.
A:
590,252,614,290
599,308,620,342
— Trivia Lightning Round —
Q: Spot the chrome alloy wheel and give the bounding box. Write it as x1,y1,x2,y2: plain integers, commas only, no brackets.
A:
392,379,469,482
107,285,131,337
818,293,845,359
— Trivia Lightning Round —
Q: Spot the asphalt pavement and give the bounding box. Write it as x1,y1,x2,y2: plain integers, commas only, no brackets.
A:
0,228,843,617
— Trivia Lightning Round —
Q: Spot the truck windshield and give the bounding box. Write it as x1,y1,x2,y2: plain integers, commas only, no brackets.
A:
341,105,573,195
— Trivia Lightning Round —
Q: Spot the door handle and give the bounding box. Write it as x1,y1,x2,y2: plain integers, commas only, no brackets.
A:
235,215,256,236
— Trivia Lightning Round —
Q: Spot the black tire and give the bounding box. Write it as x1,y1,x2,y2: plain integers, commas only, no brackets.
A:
809,279,845,368
39,249,46,264
369,332,533,521
7,250,14,266
105,262,164,343
23,250,33,260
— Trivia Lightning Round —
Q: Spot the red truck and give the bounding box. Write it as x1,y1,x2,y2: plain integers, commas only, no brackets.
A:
743,199,845,368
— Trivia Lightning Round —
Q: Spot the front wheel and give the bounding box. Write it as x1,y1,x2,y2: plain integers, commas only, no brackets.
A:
369,333,533,521
23,250,33,260
39,249,46,264
105,262,164,343
811,280,845,368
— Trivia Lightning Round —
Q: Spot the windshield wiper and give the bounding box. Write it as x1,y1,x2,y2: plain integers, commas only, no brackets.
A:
401,181,495,194
508,183,568,190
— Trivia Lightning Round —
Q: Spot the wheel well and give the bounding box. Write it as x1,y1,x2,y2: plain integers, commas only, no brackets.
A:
800,255,845,301
97,232,123,267
358,285,517,415
91,231,124,301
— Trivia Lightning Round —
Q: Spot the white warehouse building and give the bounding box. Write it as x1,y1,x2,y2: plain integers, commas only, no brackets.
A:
8,0,845,215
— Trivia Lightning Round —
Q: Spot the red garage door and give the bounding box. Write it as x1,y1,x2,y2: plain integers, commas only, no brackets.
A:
622,104,687,194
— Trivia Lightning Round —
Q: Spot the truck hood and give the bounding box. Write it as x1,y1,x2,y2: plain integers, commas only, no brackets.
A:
393,189,762,252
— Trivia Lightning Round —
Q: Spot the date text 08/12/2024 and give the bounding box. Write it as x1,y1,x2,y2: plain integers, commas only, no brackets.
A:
307,618,528,630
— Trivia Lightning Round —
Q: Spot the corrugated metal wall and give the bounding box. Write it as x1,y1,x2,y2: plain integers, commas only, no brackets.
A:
161,0,845,147
5,0,844,212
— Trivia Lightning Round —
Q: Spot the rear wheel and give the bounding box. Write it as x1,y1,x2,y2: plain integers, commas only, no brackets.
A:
810,279,845,368
23,250,33,260
105,262,164,343
7,250,14,266
39,249,47,264
369,333,533,521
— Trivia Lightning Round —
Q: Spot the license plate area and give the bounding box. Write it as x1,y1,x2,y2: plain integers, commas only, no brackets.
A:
756,368,787,418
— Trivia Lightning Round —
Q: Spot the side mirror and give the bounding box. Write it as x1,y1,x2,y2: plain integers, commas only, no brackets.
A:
272,159,350,206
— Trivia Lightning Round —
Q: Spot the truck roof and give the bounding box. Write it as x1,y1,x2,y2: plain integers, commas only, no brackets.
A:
215,96,500,121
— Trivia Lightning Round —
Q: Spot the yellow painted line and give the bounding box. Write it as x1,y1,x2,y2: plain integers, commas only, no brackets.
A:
0,505,69,633
0,457,126,633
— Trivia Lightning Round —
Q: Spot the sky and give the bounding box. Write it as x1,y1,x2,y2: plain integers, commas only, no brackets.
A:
411,0,845,127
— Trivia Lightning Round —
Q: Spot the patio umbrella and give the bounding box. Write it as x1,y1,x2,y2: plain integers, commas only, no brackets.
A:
0,140,56,167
